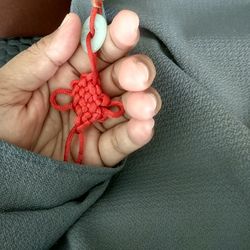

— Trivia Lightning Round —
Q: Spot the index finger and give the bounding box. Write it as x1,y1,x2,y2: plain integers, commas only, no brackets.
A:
69,10,140,74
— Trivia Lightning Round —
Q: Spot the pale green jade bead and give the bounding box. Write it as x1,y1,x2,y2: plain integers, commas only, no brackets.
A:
81,14,108,53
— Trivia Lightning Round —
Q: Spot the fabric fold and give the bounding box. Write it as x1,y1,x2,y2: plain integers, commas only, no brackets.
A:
0,140,125,249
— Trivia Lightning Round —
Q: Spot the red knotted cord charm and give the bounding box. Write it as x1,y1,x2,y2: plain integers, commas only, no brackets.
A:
50,3,125,164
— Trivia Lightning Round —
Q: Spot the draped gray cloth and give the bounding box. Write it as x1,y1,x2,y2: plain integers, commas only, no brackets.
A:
1,0,250,249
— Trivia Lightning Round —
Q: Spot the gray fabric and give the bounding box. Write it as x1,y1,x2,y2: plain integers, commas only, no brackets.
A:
0,141,125,249
0,38,40,67
0,0,250,249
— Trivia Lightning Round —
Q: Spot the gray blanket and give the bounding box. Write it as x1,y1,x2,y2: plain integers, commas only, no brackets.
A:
1,0,250,249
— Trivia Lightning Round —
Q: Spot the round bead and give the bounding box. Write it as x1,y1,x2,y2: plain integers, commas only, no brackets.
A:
81,14,107,53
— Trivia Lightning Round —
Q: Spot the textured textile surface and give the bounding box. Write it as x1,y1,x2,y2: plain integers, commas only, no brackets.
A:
0,37,40,67
1,0,250,249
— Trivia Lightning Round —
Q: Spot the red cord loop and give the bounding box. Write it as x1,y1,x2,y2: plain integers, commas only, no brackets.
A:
50,3,125,164
50,89,73,111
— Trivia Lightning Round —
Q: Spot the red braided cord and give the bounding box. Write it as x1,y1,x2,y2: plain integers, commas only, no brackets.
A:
50,3,124,164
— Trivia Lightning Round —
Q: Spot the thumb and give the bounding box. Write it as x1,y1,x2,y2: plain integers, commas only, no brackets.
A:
0,13,81,92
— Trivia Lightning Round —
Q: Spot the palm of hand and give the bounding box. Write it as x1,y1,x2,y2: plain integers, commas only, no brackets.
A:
33,62,110,166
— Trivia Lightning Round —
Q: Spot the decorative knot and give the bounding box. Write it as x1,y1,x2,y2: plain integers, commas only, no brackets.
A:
49,2,124,164
50,72,124,164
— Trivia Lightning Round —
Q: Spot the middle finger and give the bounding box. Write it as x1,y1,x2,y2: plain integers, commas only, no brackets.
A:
100,54,156,97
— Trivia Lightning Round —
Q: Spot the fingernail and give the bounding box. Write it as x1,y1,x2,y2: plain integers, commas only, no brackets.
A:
60,14,71,27
136,62,149,85
120,61,149,91
146,94,157,114
111,10,139,48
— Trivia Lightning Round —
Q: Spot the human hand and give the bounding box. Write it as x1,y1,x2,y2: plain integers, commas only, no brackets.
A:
0,10,162,167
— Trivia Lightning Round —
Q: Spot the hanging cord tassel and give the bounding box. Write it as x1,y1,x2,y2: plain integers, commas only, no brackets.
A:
50,1,125,164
